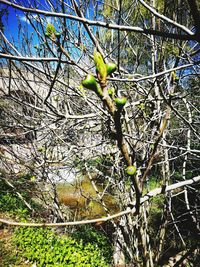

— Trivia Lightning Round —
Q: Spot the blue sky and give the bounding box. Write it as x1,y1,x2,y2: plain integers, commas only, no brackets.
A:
1,5,20,40
0,1,58,55
0,0,102,60
1,4,36,46
0,0,98,47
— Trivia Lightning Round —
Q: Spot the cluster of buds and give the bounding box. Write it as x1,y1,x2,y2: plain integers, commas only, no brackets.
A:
81,49,134,175
45,23,62,46
82,49,127,108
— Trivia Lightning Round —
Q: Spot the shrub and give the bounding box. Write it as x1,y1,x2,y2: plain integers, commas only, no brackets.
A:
72,225,112,262
0,175,40,219
0,188,30,218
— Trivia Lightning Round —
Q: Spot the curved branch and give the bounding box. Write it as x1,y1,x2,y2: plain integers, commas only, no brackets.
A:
0,0,196,41
0,175,199,227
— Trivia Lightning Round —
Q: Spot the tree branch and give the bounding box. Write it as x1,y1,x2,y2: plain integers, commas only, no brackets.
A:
0,0,196,41
0,175,199,227
138,0,194,35
108,61,200,82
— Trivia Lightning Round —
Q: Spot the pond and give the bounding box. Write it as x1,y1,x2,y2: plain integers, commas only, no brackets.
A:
56,175,119,220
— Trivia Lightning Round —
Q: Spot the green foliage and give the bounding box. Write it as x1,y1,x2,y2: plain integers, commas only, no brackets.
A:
146,178,165,236
147,176,160,191
75,156,101,171
13,227,111,267
72,225,112,262
0,175,40,219
0,194,29,218
0,179,30,218
148,195,164,236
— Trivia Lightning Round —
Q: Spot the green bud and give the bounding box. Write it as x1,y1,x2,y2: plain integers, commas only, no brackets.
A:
38,147,45,153
108,87,115,96
46,23,56,35
93,49,107,82
106,62,117,75
126,165,137,176
115,97,127,108
137,103,145,110
82,74,98,91
30,176,36,182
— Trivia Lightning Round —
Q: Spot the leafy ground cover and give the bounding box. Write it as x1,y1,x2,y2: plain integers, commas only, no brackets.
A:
0,176,112,266
13,227,111,267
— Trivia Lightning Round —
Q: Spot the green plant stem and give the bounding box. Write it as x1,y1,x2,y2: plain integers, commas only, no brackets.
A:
98,79,141,214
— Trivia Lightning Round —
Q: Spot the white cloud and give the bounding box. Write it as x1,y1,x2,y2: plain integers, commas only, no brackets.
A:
19,15,30,24
19,14,40,24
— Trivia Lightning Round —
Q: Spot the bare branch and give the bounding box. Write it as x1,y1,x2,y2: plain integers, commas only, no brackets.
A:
0,175,199,227
0,0,197,41
109,61,200,82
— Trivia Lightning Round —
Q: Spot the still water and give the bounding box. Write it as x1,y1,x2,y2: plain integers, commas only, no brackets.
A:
57,176,119,220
